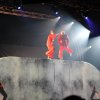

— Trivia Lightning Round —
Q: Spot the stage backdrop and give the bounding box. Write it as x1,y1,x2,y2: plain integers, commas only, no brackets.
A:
0,57,100,100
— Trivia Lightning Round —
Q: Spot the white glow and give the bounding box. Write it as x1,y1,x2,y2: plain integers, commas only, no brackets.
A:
55,12,58,14
86,36,100,67
89,46,92,49
74,28,90,42
67,22,74,28
50,17,61,26
62,21,75,31
18,6,21,10
88,36,100,52
85,17,88,19
58,16,61,19
71,21,74,25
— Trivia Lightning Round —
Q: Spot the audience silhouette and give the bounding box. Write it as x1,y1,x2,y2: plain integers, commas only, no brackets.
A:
63,95,85,100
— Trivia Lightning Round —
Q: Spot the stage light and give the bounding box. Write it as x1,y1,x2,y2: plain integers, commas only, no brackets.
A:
64,21,74,31
89,46,92,49
55,12,58,15
71,21,74,25
84,17,95,33
85,17,88,19
58,16,61,19
18,6,21,10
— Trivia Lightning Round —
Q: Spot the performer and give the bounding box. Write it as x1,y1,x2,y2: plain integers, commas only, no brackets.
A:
57,31,73,59
45,30,57,59
0,82,7,100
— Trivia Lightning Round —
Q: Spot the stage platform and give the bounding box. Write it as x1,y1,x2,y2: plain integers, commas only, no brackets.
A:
0,57,100,100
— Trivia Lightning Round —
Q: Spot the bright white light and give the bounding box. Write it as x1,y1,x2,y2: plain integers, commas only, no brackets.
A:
88,36,100,52
57,21,75,32
58,16,61,19
87,36,100,63
71,21,74,25
55,12,58,14
75,29,90,40
89,46,92,49
71,24,90,53
18,6,21,10
85,17,88,19
49,17,61,27
65,21,74,31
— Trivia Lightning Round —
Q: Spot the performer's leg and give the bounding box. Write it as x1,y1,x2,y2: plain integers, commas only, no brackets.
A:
45,45,53,55
46,46,55,59
45,46,50,55
65,46,73,56
45,46,51,58
58,46,64,59
47,46,55,59
0,88,7,100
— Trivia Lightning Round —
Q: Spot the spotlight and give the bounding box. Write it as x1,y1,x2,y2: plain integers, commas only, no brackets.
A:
85,17,88,19
58,16,61,19
18,6,21,10
71,21,74,25
89,46,92,49
55,12,58,15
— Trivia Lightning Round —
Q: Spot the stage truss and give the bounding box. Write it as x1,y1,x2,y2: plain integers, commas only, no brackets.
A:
0,6,55,19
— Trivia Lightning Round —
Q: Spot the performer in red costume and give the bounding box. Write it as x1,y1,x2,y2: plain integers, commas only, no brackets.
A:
45,30,57,59
57,31,73,59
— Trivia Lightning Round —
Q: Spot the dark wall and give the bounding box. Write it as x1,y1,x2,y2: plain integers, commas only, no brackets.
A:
0,14,54,46
0,44,47,58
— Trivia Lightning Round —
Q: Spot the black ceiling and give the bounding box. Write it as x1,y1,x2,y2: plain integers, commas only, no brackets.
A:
22,0,100,10
21,0,100,21
1,0,100,11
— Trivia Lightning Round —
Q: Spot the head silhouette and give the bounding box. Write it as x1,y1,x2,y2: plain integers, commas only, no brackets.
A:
63,95,85,100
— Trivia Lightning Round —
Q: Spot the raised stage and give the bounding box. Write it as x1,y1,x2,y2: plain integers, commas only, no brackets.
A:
0,57,100,100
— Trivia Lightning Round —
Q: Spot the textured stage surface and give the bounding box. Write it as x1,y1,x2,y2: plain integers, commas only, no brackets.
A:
0,57,100,100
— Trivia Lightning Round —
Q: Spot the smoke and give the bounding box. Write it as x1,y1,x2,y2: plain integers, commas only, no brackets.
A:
0,57,100,100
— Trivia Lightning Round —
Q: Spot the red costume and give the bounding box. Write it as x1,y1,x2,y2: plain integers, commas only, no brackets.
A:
45,33,57,59
58,32,73,59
